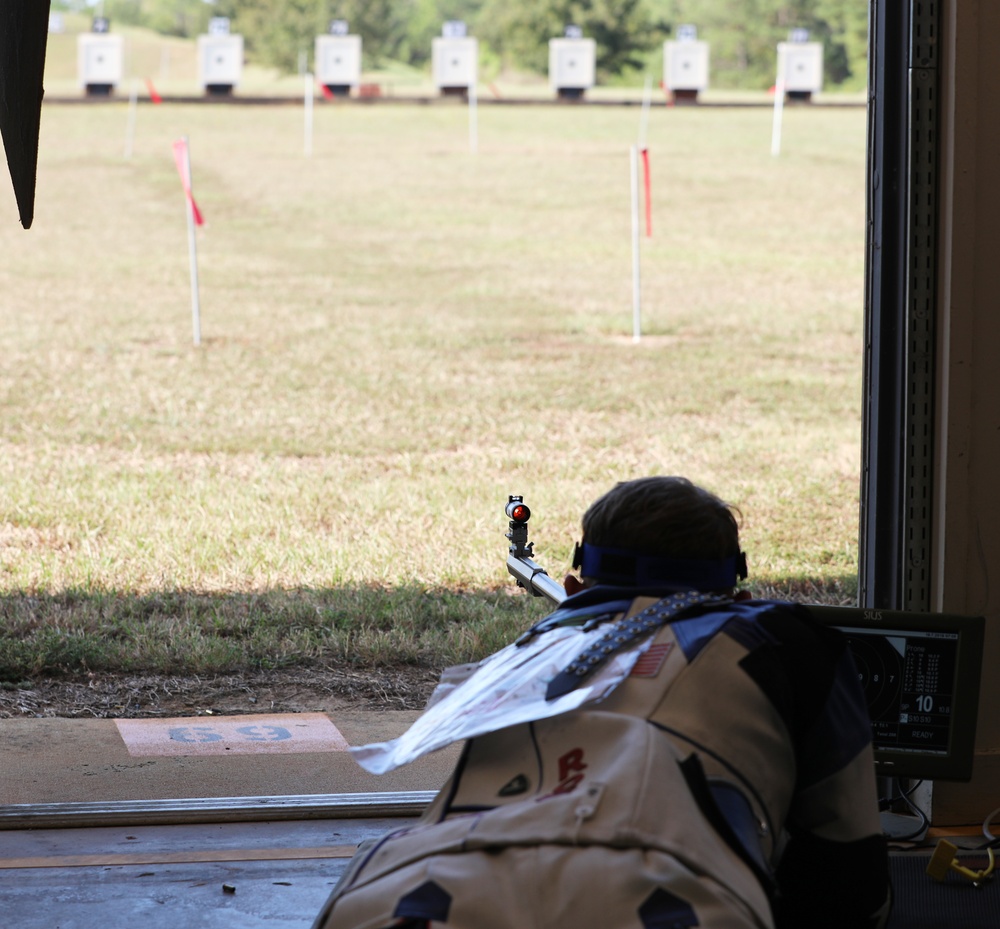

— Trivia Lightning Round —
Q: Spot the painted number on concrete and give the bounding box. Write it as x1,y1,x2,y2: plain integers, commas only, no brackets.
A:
168,724,293,743
168,726,224,743
116,713,351,757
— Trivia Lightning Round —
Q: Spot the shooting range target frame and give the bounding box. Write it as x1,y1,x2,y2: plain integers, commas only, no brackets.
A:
664,39,710,103
197,34,244,96
777,41,824,101
432,36,478,95
549,38,596,100
77,33,123,96
315,34,362,97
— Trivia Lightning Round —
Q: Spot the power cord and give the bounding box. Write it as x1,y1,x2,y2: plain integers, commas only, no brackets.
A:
981,805,1000,845
880,777,930,842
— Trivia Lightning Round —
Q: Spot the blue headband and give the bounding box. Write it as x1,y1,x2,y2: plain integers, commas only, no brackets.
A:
572,542,748,591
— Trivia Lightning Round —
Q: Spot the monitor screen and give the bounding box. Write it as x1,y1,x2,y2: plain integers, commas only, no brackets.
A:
806,605,985,782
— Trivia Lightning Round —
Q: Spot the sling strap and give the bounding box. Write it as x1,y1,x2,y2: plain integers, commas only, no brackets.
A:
546,590,730,700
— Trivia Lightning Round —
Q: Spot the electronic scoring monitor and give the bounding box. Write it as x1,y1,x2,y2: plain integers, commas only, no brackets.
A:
807,605,985,782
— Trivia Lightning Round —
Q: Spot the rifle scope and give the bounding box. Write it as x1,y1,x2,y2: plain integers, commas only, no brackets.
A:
505,498,530,523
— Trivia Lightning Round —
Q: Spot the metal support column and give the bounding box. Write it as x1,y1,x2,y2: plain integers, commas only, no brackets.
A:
901,3,940,611
860,0,941,612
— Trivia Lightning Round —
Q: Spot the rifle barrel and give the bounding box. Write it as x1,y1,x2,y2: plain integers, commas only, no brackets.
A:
506,553,567,605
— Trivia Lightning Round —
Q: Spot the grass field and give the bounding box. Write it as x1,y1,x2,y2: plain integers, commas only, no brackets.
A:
0,94,868,682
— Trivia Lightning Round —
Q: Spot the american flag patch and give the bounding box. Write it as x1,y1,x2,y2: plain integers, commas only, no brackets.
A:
630,643,673,678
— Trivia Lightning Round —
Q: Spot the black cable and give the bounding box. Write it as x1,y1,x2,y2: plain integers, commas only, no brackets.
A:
883,777,930,842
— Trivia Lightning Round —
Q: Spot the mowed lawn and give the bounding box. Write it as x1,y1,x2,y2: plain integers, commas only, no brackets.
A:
0,98,868,677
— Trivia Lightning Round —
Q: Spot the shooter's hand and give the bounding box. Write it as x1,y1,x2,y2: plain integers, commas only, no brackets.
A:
563,575,585,596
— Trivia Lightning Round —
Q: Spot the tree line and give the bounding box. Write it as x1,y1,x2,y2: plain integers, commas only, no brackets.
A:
59,0,868,89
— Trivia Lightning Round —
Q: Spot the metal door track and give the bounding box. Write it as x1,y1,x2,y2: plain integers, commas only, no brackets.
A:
0,790,437,830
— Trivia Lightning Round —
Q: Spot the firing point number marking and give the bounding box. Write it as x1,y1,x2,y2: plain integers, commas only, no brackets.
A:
169,724,292,744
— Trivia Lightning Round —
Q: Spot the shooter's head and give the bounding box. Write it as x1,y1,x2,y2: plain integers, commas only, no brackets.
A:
570,476,747,593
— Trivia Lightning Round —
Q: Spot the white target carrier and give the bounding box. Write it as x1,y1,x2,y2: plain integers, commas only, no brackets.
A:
77,33,123,95
664,40,709,95
548,37,596,97
315,34,362,94
432,36,478,93
197,34,244,94
777,41,824,97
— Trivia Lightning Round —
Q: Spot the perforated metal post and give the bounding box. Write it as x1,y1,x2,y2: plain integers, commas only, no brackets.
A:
901,1,939,612
860,0,941,613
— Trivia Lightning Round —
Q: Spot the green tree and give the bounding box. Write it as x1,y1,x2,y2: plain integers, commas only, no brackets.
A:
813,0,868,88
323,0,415,66
399,0,486,67
99,0,215,37
219,0,328,73
83,0,867,87
654,0,866,89
215,0,412,72
477,0,660,78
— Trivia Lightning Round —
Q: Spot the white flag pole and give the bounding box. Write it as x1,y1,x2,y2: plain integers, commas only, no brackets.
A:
181,136,202,347
630,144,642,343
638,73,653,150
124,79,138,159
468,78,478,154
304,71,314,157
771,47,786,157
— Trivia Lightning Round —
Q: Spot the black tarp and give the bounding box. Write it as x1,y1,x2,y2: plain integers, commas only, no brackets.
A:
0,0,52,229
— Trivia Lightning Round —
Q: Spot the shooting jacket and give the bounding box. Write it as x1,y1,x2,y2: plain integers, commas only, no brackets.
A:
313,588,891,929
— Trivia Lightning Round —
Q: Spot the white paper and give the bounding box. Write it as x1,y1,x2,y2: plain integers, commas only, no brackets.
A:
350,625,652,774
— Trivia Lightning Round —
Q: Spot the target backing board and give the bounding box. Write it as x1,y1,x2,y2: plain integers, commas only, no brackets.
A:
664,40,709,91
198,34,244,89
315,35,362,86
432,37,478,90
548,38,596,91
778,41,824,93
77,34,123,88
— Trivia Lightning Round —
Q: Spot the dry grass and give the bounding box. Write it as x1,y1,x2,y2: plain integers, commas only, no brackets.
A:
0,97,867,679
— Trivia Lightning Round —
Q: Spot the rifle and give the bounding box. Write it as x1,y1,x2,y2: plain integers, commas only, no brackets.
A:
504,495,567,606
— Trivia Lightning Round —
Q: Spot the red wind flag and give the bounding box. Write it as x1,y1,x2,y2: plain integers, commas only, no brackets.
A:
640,146,652,237
319,83,335,100
145,78,163,104
172,138,205,226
